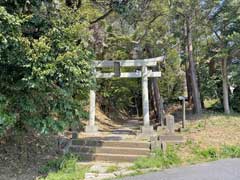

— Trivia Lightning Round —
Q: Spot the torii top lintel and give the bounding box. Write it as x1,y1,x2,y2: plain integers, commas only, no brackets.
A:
93,56,164,79
93,56,165,68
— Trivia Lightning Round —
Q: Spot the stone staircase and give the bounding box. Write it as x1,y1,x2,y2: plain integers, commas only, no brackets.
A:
69,138,151,162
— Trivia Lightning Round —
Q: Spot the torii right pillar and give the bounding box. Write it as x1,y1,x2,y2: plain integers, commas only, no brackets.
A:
140,65,154,136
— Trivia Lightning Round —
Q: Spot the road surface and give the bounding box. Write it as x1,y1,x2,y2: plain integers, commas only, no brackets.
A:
120,159,240,180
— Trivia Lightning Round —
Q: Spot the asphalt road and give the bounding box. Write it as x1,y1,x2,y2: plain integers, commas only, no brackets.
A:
120,159,240,180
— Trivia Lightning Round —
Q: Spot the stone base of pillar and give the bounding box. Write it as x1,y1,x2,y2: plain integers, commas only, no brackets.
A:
139,125,155,137
72,131,78,139
85,125,98,133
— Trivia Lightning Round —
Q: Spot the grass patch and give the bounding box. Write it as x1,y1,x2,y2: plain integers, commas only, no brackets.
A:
39,154,89,180
106,165,119,173
192,146,218,161
182,141,240,164
131,143,240,173
132,146,181,170
220,145,240,158
38,154,76,175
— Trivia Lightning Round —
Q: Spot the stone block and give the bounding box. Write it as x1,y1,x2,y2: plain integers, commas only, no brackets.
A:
159,135,184,143
166,114,175,134
97,173,116,180
114,170,135,177
150,140,161,150
139,125,155,137
71,131,78,139
85,125,98,133
90,165,108,173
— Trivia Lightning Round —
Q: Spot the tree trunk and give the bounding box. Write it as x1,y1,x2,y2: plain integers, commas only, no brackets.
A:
144,45,164,125
186,16,202,114
185,56,194,108
222,57,230,114
150,79,156,115
184,20,193,108
152,76,163,125
134,95,140,117
209,60,216,76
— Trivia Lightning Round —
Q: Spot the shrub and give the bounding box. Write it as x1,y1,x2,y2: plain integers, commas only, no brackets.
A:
0,5,93,137
231,86,240,112
0,95,16,137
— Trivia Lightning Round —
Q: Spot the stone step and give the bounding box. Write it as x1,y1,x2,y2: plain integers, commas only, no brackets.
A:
71,139,150,149
76,152,145,162
69,145,150,155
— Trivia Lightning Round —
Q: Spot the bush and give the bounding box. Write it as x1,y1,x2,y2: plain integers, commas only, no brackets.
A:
0,5,93,136
0,95,16,137
231,86,240,112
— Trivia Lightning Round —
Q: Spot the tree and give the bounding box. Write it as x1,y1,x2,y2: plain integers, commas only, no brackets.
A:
0,2,94,136
206,0,240,114
169,0,203,114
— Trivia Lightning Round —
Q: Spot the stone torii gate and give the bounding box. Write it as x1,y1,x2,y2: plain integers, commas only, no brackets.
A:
85,56,164,136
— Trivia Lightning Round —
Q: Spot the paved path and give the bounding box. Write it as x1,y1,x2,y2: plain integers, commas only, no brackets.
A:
120,159,240,180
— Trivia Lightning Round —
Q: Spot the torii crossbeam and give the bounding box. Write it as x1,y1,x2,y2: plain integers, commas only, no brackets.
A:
85,56,164,136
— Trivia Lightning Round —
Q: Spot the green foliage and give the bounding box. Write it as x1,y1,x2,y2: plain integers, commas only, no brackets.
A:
0,95,16,136
0,3,93,136
230,63,240,86
206,0,240,111
199,64,222,101
132,146,181,169
98,78,140,112
39,154,88,180
231,86,240,112
230,63,240,112
98,29,139,112
159,49,184,102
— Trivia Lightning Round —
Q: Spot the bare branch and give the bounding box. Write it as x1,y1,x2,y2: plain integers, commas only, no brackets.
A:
208,0,226,20
214,31,224,44
136,13,164,43
90,9,113,24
